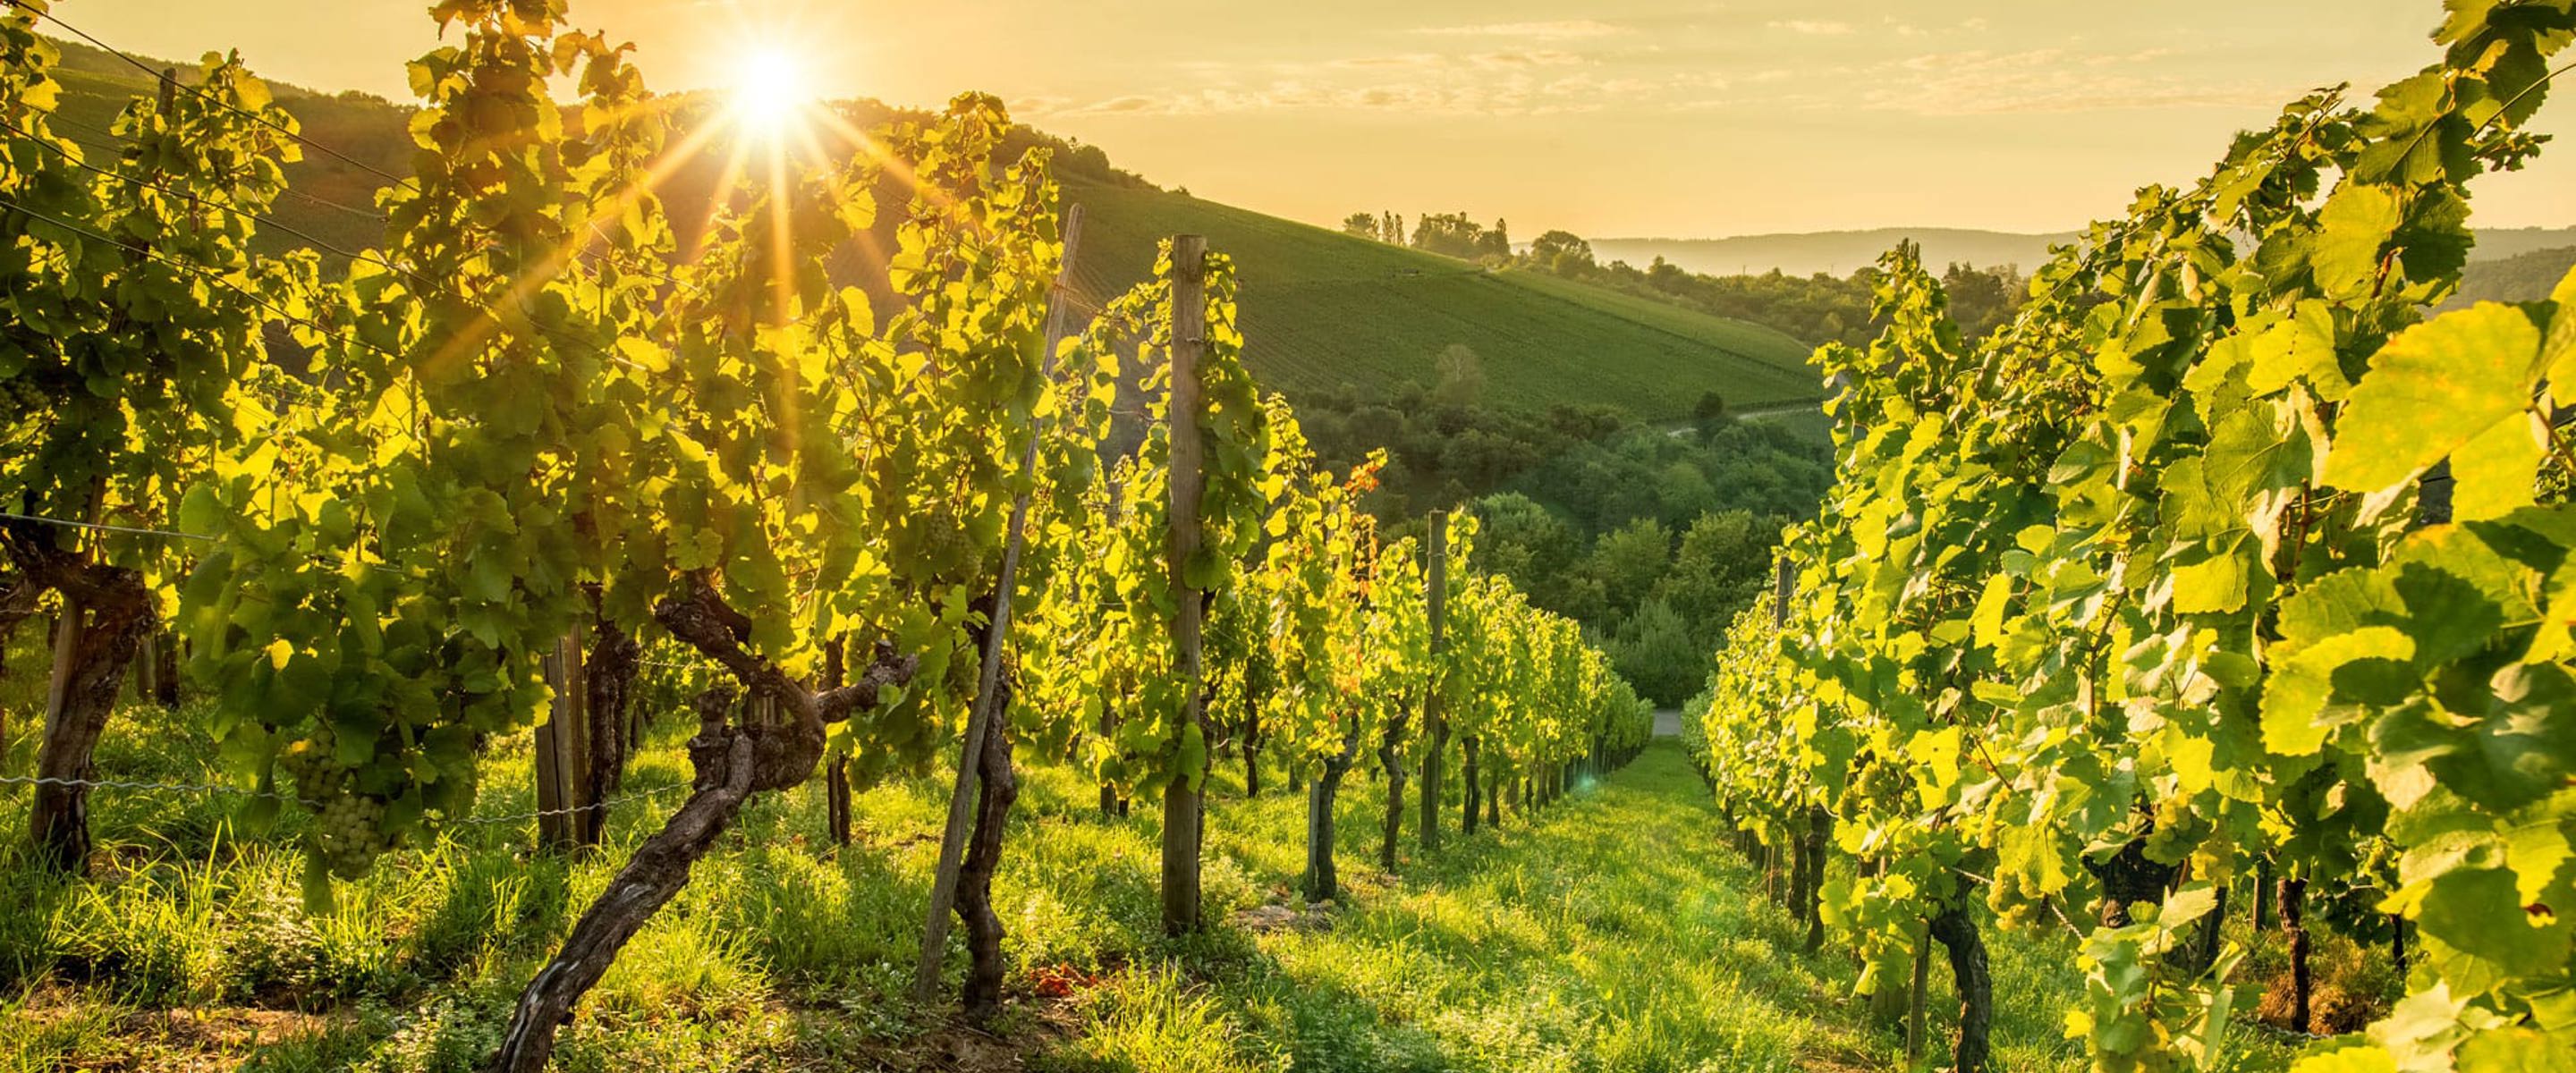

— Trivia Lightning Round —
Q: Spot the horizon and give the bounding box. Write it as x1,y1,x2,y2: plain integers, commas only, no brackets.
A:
52,0,2576,241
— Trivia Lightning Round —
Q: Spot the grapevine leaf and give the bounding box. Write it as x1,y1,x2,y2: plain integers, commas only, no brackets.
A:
2262,626,2412,755
2323,303,2546,496
2449,410,2547,521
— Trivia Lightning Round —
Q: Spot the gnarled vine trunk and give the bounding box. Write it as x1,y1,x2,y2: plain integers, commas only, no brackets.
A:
2280,875,2311,1033
580,612,642,845
10,525,157,874
489,579,916,1073
958,718,1017,1021
1377,706,1406,872
1460,734,1480,835
1304,727,1360,902
1929,901,1992,1073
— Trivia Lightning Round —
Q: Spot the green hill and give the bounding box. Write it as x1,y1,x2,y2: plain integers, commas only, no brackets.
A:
1063,182,1819,418
37,36,1816,422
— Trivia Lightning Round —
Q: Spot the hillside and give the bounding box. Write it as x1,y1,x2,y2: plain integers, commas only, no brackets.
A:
2448,244,2576,306
39,37,1816,422
1064,182,1819,417
1601,224,2576,278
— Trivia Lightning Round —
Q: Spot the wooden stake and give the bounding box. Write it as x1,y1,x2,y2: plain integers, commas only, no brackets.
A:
1419,510,1447,852
915,207,1088,1000
534,631,590,851
1160,232,1210,936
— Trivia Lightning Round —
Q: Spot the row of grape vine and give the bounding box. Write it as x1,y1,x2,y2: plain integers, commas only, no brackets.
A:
1685,3,2575,1070
0,0,1649,1067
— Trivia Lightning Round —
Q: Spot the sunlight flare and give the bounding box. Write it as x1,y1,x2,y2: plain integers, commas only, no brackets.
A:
729,46,813,142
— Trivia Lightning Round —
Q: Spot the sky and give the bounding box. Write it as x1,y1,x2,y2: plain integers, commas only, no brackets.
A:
56,0,2576,239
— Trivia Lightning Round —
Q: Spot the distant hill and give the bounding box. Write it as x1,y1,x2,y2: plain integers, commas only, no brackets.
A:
1063,183,1818,418
1592,230,2078,279
2448,245,2576,308
40,37,1815,422
1599,225,2576,279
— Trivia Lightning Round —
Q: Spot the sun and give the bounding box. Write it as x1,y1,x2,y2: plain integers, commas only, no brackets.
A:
729,47,812,141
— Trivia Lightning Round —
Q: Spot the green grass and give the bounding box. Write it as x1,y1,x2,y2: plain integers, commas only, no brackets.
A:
1,636,2310,1072
1066,180,1821,419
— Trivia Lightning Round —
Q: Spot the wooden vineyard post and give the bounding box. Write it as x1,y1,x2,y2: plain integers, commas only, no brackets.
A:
1418,510,1447,853
915,206,1087,1005
534,631,594,850
1904,932,1929,1063
1160,232,1211,936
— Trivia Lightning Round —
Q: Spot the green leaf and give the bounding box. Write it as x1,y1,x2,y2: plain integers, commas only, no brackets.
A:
2451,410,2548,521
2261,626,2413,755
2310,185,2403,299
2324,303,2545,496
2171,534,2252,615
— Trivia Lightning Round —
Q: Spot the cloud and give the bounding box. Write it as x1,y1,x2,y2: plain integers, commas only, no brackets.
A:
1412,20,1628,40
1850,49,2292,114
1769,20,1854,36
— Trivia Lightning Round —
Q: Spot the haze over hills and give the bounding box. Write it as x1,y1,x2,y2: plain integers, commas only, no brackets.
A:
1597,225,2576,279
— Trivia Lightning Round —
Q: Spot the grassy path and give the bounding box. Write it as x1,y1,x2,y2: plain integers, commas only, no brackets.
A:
1059,743,1894,1072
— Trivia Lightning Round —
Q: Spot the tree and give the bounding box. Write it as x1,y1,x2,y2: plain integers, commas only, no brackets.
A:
1433,343,1485,407
1587,518,1670,620
1655,510,1778,644
1343,211,1379,238
1530,230,1595,276
1608,597,1699,706
1410,212,1488,259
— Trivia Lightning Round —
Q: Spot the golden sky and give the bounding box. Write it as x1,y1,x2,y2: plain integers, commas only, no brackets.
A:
60,0,2576,238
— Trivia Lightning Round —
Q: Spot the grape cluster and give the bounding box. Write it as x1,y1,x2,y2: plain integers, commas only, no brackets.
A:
1835,756,1913,816
2140,797,2210,865
919,511,971,573
1984,869,2054,933
277,737,394,879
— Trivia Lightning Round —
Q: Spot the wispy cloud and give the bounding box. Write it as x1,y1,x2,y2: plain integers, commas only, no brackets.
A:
1769,20,1854,36
1850,48,2291,114
1411,20,1629,40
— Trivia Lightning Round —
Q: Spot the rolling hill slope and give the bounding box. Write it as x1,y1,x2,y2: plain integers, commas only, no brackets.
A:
1063,182,1819,418
35,37,1818,422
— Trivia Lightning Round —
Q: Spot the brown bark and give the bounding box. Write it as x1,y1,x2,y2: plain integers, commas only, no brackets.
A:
2089,835,2180,928
1801,807,1829,955
1929,902,1992,1073
489,578,916,1073
493,689,752,1073
957,717,1017,1021
2280,876,2311,1032
580,612,641,845
1305,728,1360,902
1460,734,1480,836
20,543,154,874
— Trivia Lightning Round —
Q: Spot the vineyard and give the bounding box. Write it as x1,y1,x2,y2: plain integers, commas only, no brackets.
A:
0,0,1656,1068
1686,2,2576,1072
7,0,2576,1070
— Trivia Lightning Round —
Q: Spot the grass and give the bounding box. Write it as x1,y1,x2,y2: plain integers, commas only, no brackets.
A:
1,632,2332,1071
1066,179,1821,420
